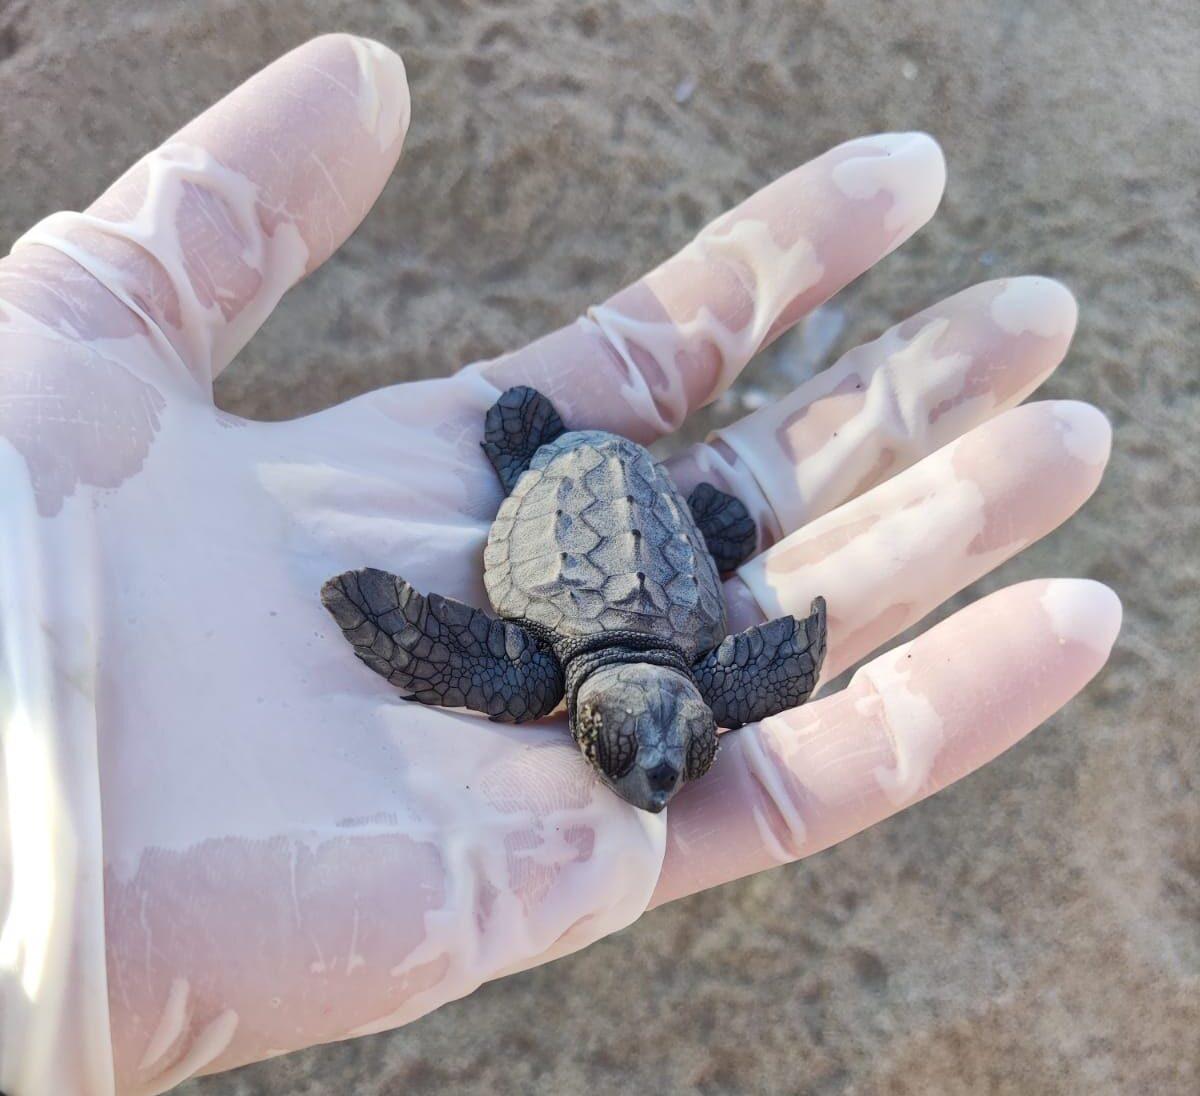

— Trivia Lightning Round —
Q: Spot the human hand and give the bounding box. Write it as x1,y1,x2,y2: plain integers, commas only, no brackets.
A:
0,36,1119,1096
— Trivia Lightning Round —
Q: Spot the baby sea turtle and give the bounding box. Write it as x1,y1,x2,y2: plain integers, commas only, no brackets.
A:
322,386,826,812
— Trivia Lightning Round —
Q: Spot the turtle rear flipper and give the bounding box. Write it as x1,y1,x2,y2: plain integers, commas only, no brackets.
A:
322,567,564,722
687,482,757,573
482,386,567,494
692,597,827,728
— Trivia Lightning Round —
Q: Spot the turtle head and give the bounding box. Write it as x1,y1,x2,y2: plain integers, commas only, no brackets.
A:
576,663,718,813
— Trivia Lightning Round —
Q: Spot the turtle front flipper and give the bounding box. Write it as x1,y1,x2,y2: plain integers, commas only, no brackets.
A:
322,567,564,722
482,385,567,494
687,482,757,572
692,597,827,728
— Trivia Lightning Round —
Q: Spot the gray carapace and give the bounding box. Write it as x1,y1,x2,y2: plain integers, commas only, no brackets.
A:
322,386,826,812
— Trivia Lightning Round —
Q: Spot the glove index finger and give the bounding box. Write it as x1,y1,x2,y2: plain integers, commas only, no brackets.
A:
475,132,946,444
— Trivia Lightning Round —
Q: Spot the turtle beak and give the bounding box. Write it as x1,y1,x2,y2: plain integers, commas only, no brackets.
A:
650,789,670,812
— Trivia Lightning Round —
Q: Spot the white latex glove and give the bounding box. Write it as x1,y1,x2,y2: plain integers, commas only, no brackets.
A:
0,36,1121,1096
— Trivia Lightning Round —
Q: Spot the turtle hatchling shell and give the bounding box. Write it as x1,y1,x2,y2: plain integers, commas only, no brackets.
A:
483,431,726,659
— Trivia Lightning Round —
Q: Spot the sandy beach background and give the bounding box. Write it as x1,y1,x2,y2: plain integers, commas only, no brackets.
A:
2,1,1195,1092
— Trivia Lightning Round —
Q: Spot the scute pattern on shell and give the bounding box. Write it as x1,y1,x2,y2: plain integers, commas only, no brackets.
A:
484,431,726,659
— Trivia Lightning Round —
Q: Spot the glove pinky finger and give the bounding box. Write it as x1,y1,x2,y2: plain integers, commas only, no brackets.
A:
652,577,1121,906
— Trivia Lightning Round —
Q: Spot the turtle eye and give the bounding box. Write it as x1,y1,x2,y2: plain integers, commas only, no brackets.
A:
595,715,637,779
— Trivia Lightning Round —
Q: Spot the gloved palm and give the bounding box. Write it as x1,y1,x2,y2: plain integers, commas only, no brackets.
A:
0,36,1119,1096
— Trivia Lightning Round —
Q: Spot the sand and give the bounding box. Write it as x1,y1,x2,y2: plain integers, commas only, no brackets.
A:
1,1,1196,1092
